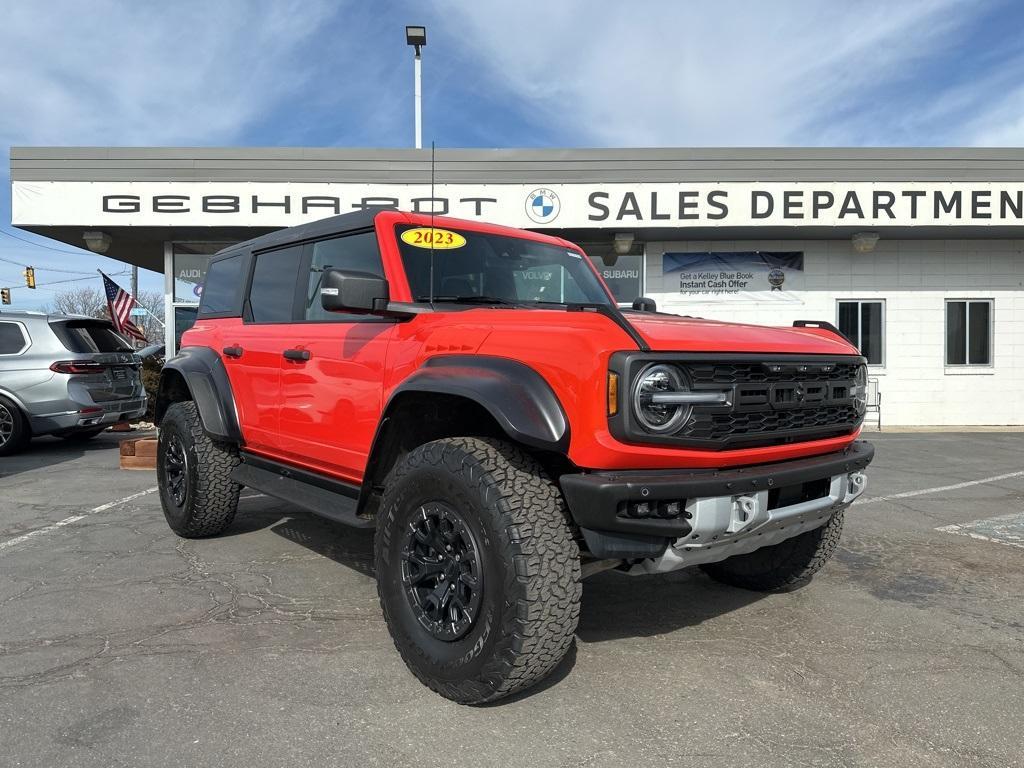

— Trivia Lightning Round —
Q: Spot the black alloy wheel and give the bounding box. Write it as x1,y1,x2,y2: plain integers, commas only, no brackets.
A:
400,502,483,641
157,401,240,539
163,432,190,507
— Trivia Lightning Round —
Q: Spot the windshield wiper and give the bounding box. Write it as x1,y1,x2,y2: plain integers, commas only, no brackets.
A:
420,295,521,305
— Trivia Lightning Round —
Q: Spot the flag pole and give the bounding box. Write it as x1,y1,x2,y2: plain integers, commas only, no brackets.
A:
97,269,165,327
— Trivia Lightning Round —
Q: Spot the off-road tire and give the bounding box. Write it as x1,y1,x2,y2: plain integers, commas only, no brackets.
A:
0,395,30,456
701,511,844,592
375,437,582,704
157,401,240,538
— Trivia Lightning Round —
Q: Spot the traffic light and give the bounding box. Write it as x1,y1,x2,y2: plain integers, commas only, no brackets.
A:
23,267,36,289
1,288,10,305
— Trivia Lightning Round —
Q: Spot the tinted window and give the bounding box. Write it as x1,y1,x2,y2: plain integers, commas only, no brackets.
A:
395,225,611,306
837,300,884,366
0,322,26,354
589,252,644,304
946,301,967,365
249,246,303,323
946,299,992,366
304,232,384,322
199,254,244,316
52,321,132,352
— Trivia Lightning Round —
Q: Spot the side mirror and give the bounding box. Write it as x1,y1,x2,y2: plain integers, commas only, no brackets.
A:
632,297,657,312
320,269,390,314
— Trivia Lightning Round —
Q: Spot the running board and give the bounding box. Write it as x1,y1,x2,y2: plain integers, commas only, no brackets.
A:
231,453,374,529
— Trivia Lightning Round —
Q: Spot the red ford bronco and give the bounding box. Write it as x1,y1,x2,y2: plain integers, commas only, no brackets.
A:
155,210,873,704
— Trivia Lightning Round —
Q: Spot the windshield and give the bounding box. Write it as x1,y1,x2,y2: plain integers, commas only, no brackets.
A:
395,225,612,306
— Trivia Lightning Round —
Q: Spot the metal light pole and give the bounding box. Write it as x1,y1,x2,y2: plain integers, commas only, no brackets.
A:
406,26,426,149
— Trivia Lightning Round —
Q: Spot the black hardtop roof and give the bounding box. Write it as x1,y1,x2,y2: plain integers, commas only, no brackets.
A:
214,209,382,259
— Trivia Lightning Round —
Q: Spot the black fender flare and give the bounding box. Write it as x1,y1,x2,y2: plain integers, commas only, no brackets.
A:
387,355,569,452
155,346,242,443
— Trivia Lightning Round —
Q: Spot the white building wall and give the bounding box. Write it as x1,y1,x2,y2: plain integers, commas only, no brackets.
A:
644,239,1024,426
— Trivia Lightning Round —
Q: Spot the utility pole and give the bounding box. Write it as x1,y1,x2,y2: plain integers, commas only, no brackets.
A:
130,265,139,348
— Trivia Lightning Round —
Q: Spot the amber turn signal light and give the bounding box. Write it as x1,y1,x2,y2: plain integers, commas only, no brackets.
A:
607,372,619,416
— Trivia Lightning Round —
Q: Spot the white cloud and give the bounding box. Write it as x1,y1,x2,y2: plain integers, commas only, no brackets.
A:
0,0,336,147
435,0,1002,147
0,0,340,308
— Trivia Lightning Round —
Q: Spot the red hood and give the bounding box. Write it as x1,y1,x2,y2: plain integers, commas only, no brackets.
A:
624,313,859,355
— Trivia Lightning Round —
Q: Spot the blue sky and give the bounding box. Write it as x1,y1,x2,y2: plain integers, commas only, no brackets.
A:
2,0,1023,309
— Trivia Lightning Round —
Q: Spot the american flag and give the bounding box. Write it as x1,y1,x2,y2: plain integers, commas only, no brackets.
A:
100,272,147,343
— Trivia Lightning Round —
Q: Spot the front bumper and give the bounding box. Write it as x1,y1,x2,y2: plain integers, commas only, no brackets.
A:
560,440,874,560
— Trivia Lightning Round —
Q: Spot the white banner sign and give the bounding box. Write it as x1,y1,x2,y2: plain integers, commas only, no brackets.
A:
12,180,1024,229
664,251,805,302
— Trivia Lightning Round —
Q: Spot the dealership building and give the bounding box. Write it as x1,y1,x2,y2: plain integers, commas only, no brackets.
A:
9,146,1024,426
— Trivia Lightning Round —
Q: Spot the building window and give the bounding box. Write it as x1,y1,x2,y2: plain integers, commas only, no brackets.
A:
173,242,229,303
946,299,993,366
837,300,884,366
592,252,644,305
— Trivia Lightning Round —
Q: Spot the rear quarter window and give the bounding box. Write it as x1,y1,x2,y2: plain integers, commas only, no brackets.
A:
0,321,28,354
51,321,132,353
198,254,245,317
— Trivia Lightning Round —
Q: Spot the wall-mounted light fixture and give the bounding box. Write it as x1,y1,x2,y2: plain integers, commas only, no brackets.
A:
852,232,879,253
83,231,112,254
613,232,635,255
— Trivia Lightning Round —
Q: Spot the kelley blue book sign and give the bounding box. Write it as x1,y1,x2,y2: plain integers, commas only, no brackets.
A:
664,251,805,302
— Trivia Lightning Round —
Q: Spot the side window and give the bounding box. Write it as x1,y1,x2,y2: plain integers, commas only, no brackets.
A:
946,299,993,366
0,322,27,355
199,254,244,316
248,245,304,323
304,232,384,322
837,300,884,366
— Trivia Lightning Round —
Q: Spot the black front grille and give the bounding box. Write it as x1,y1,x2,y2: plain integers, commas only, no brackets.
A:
608,352,867,451
678,360,864,448
688,362,861,385
684,404,862,444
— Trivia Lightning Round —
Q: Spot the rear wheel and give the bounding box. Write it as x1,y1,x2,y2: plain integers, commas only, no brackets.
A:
0,396,30,456
157,401,240,538
701,511,844,592
375,437,581,704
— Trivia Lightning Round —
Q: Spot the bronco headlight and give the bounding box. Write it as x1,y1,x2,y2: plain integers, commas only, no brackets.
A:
632,364,691,433
853,364,868,416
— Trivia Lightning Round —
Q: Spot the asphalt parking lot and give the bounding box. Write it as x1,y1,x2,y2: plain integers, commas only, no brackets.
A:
1,432,1022,768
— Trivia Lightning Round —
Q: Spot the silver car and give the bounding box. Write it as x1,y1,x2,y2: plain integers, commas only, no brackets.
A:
0,311,147,455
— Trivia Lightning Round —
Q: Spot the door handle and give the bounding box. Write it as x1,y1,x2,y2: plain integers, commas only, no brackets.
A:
283,348,311,361
222,345,243,359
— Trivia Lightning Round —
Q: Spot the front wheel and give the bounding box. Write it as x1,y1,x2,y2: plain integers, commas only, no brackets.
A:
701,510,844,592
157,401,240,538
375,437,582,704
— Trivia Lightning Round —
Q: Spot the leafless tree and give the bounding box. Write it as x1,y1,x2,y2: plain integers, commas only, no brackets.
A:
47,286,106,318
47,286,165,345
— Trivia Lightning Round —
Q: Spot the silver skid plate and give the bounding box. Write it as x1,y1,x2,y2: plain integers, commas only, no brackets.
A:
627,471,867,575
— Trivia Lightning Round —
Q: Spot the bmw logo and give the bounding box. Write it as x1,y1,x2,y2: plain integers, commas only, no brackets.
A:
525,188,560,224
